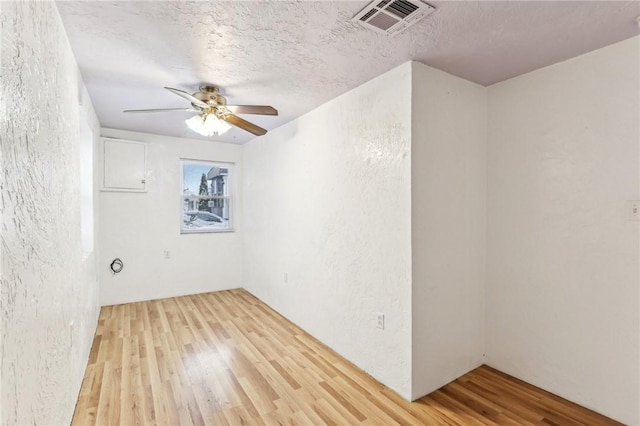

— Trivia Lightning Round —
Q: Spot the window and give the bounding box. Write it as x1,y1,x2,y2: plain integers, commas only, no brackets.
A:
181,159,233,233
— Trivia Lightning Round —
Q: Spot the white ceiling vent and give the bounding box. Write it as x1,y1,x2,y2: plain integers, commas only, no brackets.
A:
353,0,435,35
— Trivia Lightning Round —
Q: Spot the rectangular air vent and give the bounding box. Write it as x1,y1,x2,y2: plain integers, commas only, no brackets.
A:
352,0,435,35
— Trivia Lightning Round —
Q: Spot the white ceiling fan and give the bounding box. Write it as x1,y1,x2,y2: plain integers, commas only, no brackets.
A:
124,85,278,137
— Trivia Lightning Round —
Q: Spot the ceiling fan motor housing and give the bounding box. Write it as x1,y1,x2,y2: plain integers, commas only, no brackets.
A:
124,85,275,136
194,85,227,106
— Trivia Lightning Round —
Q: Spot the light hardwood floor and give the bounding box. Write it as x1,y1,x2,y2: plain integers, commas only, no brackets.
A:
72,289,621,425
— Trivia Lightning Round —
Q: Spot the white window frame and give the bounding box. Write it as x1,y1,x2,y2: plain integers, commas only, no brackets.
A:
180,159,234,234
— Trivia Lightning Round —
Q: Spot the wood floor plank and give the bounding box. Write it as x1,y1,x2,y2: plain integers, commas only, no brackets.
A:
72,289,624,426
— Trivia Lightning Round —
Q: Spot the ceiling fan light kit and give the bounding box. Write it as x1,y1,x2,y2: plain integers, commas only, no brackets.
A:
186,114,232,136
124,85,278,138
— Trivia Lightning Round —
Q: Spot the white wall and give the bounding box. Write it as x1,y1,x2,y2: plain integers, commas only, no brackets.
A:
410,62,487,399
242,63,414,398
99,129,243,306
0,1,101,424
486,36,640,425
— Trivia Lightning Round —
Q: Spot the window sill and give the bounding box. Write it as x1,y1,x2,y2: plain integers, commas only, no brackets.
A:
180,228,235,234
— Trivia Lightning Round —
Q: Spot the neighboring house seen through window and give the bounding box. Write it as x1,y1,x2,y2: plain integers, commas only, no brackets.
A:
181,159,233,233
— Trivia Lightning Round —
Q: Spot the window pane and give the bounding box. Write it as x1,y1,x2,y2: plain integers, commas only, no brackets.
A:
182,163,216,197
181,160,232,233
182,197,230,231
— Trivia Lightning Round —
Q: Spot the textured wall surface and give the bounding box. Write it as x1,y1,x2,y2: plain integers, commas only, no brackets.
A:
0,1,100,424
410,62,487,399
486,37,640,425
98,129,243,306
242,63,413,398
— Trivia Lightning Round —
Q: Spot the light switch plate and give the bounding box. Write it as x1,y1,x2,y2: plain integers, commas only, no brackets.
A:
375,312,384,330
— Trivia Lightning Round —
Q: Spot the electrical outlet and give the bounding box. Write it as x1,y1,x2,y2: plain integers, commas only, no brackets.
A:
163,250,171,259
376,312,384,330
284,273,288,283
627,200,640,221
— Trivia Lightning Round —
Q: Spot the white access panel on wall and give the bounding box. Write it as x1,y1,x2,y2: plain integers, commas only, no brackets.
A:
102,138,147,192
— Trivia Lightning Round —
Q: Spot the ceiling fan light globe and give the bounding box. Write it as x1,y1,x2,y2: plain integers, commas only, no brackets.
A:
185,114,208,136
185,113,231,137
204,114,232,135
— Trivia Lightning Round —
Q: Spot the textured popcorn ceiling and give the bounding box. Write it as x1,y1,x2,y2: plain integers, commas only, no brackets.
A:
56,1,640,143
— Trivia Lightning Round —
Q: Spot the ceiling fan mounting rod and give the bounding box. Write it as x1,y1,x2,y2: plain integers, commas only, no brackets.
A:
199,85,219,94
194,85,227,106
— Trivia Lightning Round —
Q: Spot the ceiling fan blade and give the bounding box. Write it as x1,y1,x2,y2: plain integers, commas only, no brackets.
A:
124,108,200,113
224,114,267,136
164,87,209,109
226,105,278,116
